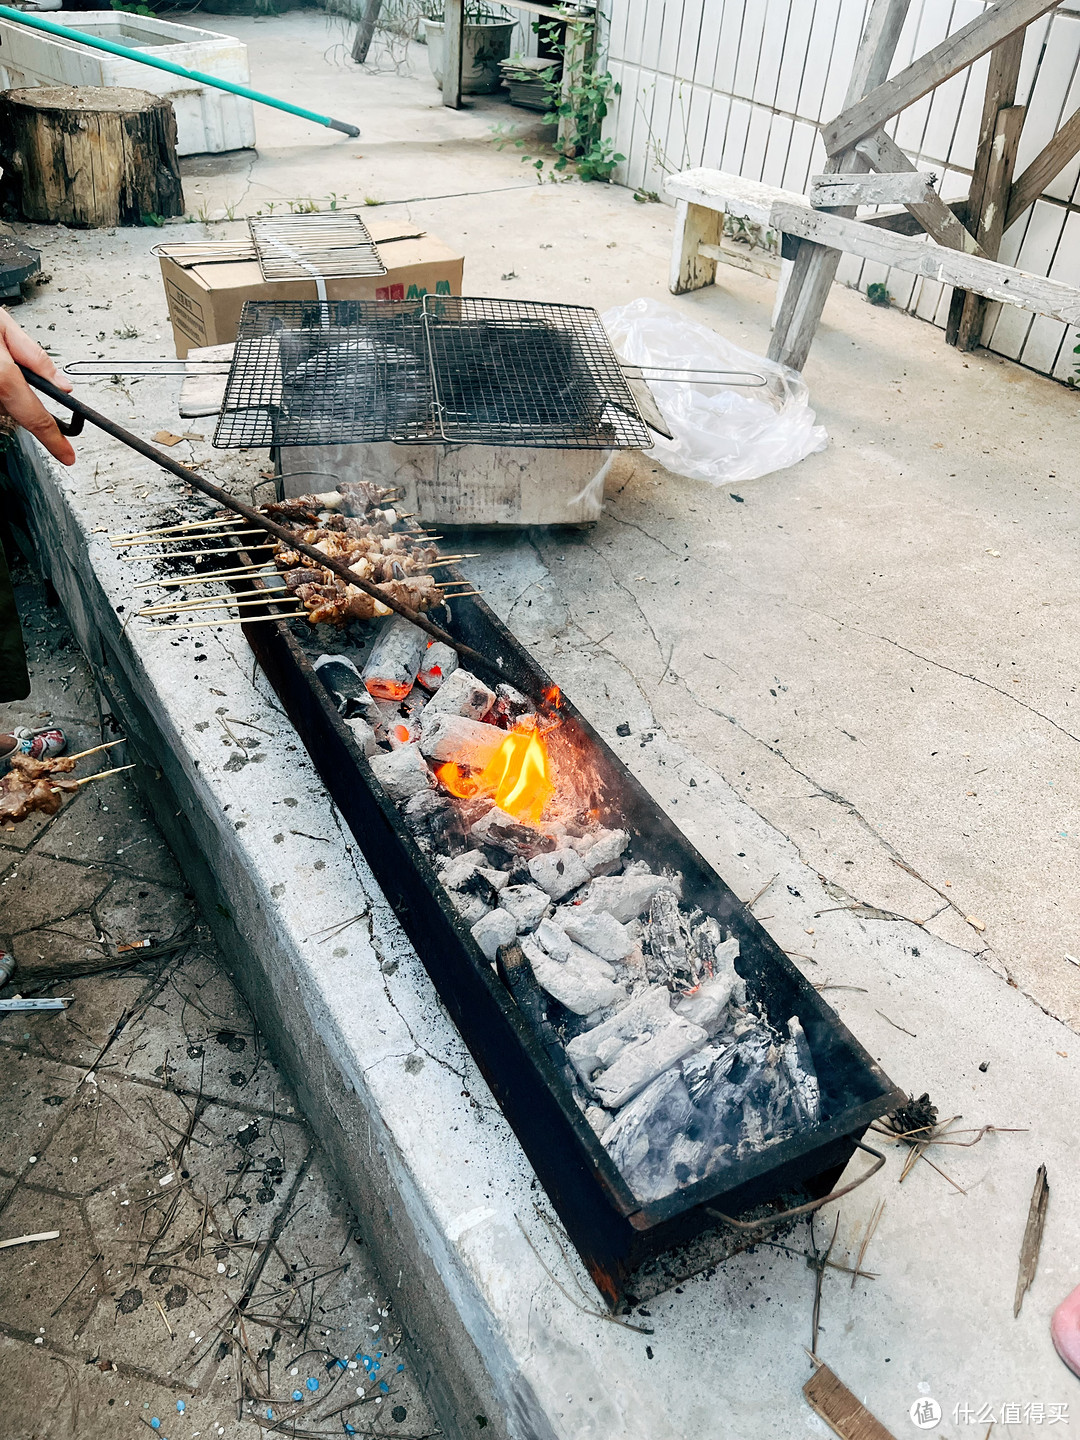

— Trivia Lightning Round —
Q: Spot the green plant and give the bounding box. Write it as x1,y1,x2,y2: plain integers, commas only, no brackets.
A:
867,281,892,307
114,324,140,339
633,188,660,203
500,22,624,185
110,0,155,15
140,212,165,228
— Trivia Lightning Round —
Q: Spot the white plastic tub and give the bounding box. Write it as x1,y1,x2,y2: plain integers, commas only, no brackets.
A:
0,12,255,155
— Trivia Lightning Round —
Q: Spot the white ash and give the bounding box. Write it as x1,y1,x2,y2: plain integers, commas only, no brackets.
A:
592,1016,710,1110
422,668,496,723
471,908,518,962
344,716,378,757
439,850,509,893
575,870,671,925
579,828,630,876
584,1105,612,1138
499,884,551,931
520,935,625,1016
528,847,591,901
554,907,634,964
368,743,433,801
672,971,739,1035
420,713,509,769
450,890,491,927
469,806,520,846
418,642,460,692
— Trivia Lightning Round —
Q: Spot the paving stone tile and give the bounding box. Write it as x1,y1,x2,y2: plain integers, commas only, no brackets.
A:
27,1072,194,1200
0,852,111,936
93,875,192,951
0,1188,94,1336
110,949,297,1113
4,968,153,1071
6,910,106,981
0,1333,84,1440
0,1052,81,1179
37,774,184,887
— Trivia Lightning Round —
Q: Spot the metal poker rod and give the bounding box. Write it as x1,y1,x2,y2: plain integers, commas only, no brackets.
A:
20,368,512,696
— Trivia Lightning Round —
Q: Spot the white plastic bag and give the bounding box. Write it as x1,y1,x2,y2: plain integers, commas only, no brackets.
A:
602,298,828,485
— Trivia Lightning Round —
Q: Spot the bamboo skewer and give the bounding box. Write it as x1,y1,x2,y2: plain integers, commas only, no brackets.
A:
145,613,305,631
152,543,277,560
21,369,512,695
110,516,242,541
138,584,290,613
73,764,136,786
138,594,296,618
134,563,275,589
114,528,265,548
64,739,126,762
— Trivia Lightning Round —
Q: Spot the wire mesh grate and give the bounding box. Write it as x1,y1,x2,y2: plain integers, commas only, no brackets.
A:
212,296,653,451
248,213,386,280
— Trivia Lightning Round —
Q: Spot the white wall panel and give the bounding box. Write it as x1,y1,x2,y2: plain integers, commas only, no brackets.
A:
604,0,1080,378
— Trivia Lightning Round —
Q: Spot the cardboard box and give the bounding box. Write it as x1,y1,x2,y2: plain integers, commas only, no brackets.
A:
158,220,464,357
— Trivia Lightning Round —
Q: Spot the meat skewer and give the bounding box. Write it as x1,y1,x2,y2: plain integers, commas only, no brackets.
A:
21,367,512,693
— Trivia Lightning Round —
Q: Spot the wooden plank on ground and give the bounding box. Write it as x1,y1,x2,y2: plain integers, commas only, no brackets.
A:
803,1364,898,1440
771,200,1080,325
1006,103,1080,229
857,129,984,252
810,171,938,207
821,0,1062,157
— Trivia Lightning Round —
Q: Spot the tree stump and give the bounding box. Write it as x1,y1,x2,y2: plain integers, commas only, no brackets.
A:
0,85,184,228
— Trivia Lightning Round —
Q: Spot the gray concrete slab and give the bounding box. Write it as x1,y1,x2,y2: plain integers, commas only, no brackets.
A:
5,13,1080,1437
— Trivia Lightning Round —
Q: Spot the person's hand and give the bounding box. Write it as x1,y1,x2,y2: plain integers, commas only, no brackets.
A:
0,309,76,465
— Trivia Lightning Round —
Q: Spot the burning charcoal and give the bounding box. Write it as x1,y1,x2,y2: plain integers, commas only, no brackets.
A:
418,642,459,692
576,870,670,925
528,847,591,902
362,616,429,701
420,714,508,769
369,744,433,801
555,907,634,965
344,716,378,757
580,828,630,877
313,653,366,709
439,850,508,895
500,884,550,931
459,869,501,909
781,1017,820,1126
565,984,675,1084
471,908,518,962
643,888,694,990
592,1016,708,1110
520,935,625,1017
422,668,496,723
470,807,556,864
489,682,533,727
602,1068,703,1203
342,690,384,729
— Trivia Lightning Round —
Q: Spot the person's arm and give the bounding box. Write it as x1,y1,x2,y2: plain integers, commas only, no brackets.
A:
0,309,75,465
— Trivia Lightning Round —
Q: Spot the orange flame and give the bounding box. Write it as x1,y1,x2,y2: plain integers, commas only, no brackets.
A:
436,722,555,825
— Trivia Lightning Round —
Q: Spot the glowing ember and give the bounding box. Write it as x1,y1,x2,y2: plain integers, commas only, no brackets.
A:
436,721,555,825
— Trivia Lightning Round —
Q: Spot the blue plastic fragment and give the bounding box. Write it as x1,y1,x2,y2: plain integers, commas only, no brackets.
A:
150,1421,161,1431
267,1410,274,1420
396,1364,405,1373
176,1401,186,1414
292,1390,304,1402
345,1427,356,1436
378,1381,389,1394
306,1377,319,1392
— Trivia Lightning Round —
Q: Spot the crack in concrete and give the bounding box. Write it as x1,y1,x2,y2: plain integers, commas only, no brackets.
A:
602,506,681,557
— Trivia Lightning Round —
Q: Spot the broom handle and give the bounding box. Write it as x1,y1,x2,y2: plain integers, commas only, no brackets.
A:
19,367,512,693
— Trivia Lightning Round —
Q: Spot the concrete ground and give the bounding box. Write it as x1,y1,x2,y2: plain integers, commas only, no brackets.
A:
5,10,1080,1436
0,559,435,1438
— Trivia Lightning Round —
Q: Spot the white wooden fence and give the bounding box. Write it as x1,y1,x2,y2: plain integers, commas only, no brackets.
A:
603,0,1080,380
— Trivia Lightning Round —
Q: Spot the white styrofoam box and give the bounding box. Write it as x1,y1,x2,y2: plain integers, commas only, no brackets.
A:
0,11,255,155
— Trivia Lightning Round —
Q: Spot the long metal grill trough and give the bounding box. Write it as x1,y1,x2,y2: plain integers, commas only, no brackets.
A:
248,212,387,280
212,296,655,451
226,548,903,1308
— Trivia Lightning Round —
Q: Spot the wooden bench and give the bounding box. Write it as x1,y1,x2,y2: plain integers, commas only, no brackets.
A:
665,165,1080,369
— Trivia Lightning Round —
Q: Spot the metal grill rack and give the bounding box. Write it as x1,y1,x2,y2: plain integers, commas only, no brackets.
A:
212,295,654,451
247,213,386,281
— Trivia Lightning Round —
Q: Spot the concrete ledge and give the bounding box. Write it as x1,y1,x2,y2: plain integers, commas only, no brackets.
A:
10,411,1080,1440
